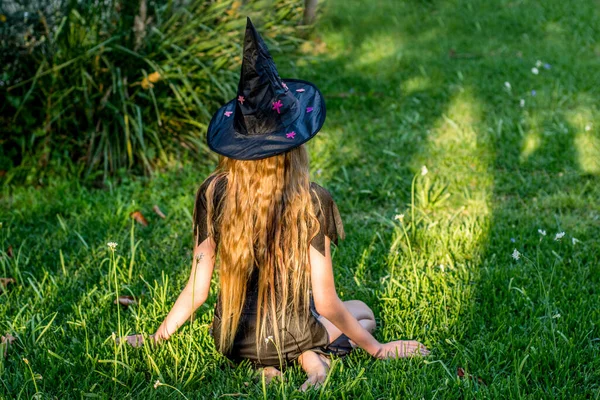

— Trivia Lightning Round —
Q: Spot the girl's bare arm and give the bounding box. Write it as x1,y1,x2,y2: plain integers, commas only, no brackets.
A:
310,236,429,359
153,236,216,341
309,237,383,357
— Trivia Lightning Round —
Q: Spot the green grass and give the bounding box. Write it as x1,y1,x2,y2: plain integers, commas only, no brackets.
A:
2,0,600,398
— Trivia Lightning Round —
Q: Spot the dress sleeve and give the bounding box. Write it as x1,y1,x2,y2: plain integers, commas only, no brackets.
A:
310,183,346,256
192,175,224,247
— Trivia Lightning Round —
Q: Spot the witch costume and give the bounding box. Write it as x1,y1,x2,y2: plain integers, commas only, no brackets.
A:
197,17,353,367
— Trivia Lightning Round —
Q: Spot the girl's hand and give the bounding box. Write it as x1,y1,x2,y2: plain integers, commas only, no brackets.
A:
374,340,430,359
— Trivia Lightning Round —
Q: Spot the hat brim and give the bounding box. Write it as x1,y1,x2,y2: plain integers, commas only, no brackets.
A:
206,79,326,161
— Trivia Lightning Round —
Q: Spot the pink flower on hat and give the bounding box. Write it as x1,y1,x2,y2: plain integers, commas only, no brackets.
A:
224,111,233,117
238,95,245,104
272,100,283,114
286,131,296,139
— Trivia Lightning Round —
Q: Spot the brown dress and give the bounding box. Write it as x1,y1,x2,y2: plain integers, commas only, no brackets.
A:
193,176,353,367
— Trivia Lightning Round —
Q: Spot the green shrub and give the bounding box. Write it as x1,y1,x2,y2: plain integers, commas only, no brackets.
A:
0,0,304,183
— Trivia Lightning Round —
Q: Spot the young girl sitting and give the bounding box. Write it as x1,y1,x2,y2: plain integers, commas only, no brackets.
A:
128,18,429,391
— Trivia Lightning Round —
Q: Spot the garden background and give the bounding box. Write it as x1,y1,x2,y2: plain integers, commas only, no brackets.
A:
1,0,599,398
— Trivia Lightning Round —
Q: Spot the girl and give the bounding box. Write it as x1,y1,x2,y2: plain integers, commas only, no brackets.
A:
128,18,429,391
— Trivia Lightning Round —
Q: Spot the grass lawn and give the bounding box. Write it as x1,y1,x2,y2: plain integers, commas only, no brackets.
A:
2,0,600,398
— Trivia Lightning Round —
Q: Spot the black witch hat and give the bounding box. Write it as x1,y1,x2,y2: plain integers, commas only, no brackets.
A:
206,17,326,160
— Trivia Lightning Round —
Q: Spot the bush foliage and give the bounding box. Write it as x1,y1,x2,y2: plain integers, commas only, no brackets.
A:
0,0,304,183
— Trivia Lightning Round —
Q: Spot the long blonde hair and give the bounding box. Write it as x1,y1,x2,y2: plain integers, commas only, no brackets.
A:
201,144,320,356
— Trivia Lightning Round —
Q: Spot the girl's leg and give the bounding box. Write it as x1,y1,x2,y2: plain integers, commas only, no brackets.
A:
297,300,375,391
317,300,376,346
297,350,331,392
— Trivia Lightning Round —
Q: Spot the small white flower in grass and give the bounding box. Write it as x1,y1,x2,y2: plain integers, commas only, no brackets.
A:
572,237,580,245
535,60,543,68
585,124,592,132
107,242,118,251
439,264,445,272
554,232,565,241
512,249,521,260
519,99,525,107
394,214,404,222
504,81,511,90
531,67,539,75
421,165,428,176
154,380,162,389
264,335,273,344
552,313,561,319
538,229,546,236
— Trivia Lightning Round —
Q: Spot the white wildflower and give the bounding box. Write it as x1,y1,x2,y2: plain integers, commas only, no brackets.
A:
554,232,565,241
504,81,511,90
107,242,118,251
264,335,273,344
511,249,521,260
538,229,546,236
531,67,539,75
535,60,543,68
585,124,592,132
572,237,580,245
394,214,404,222
552,313,561,319
519,99,525,107
154,380,161,389
421,165,428,176
439,264,445,272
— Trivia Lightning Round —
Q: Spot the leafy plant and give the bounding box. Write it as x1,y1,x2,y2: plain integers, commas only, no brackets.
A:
0,0,304,183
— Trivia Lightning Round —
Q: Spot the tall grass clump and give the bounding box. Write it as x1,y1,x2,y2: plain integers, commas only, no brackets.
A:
0,0,304,183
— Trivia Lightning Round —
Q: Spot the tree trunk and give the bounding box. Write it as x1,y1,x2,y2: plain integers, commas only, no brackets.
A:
303,0,318,25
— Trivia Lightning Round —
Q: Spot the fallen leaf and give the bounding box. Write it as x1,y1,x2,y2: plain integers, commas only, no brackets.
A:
7,245,13,258
153,205,166,219
457,366,486,385
1,334,16,345
114,295,138,308
130,211,148,226
1,333,16,358
0,277,15,294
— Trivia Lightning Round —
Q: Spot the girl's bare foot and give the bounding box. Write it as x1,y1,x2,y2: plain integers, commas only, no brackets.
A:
257,366,282,385
297,351,331,392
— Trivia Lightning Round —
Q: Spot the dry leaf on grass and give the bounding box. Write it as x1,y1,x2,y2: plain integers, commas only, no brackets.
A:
153,205,166,219
114,295,138,308
1,333,17,358
6,245,13,258
0,278,15,294
457,367,486,385
130,210,148,226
